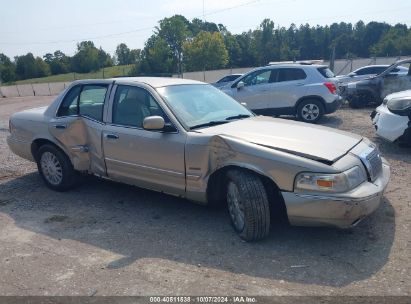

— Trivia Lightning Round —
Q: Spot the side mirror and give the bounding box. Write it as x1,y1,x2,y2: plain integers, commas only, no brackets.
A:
237,81,245,89
143,116,165,130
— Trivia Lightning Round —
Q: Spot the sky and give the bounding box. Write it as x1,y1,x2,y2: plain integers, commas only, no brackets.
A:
1,0,411,59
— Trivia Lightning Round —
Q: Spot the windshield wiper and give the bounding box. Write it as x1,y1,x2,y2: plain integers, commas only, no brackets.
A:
225,114,251,120
190,120,229,130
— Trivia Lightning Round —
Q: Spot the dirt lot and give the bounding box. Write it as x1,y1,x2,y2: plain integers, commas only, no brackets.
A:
0,96,410,296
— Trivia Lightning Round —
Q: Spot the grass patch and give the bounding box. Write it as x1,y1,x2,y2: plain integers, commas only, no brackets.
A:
8,65,134,85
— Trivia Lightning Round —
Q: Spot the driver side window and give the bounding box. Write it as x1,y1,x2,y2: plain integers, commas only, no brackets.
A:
112,85,168,128
242,69,273,86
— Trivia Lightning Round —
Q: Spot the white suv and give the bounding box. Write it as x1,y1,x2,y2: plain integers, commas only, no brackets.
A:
221,63,342,123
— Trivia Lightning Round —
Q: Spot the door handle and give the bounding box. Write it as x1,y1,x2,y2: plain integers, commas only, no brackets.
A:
105,133,119,139
296,83,305,86
54,124,66,129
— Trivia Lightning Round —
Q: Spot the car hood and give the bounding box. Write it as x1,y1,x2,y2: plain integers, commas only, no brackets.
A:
197,116,362,163
385,89,411,100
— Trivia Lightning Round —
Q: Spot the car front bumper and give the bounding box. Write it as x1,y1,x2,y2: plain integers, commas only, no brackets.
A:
371,104,410,142
282,160,390,228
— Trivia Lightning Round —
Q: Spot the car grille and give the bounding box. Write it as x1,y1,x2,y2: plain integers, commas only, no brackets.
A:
360,147,383,182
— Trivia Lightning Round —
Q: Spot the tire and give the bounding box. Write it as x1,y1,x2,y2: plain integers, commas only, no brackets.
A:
225,169,270,241
296,99,324,123
36,144,77,191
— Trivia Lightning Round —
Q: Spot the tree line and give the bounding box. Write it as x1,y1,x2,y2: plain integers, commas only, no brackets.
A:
1,15,411,83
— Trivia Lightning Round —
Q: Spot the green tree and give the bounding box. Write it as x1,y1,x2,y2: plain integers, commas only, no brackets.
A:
183,31,228,71
43,50,70,75
140,35,173,75
189,18,219,36
0,53,16,83
115,43,131,65
156,15,191,74
128,49,141,64
71,41,100,73
98,47,113,68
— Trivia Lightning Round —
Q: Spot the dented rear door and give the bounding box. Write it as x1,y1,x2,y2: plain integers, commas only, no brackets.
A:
49,82,112,174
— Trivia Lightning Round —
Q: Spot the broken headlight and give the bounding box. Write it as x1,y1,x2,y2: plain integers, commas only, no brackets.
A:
295,166,366,193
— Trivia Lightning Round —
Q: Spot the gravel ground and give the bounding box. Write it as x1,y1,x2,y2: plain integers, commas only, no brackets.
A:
0,96,410,296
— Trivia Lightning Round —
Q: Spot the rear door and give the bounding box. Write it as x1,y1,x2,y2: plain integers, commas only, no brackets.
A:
49,82,111,174
265,68,308,110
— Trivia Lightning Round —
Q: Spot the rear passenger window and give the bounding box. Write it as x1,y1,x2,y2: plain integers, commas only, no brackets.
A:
78,85,108,121
57,84,108,122
278,68,306,82
57,85,81,117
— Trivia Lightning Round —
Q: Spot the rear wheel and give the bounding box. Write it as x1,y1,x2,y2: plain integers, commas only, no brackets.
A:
297,99,324,123
225,169,270,241
36,144,77,191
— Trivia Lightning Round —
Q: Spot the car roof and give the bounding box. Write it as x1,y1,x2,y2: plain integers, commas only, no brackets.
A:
259,64,327,70
110,77,205,88
355,65,389,70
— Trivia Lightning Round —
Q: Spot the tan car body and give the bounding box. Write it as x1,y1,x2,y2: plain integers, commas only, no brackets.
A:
7,78,390,228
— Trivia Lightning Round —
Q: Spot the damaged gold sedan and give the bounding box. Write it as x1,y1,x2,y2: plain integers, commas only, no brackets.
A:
7,78,390,241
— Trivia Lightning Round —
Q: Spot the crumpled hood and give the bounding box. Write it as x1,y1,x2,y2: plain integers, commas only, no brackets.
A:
197,116,363,163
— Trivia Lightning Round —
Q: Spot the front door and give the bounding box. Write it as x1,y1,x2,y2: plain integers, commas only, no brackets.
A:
103,85,186,196
231,69,275,110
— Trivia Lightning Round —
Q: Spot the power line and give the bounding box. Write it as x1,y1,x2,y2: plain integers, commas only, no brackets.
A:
2,1,411,47
0,15,163,35
0,0,266,46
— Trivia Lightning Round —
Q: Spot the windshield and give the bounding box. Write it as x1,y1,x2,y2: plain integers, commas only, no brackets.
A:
157,84,253,129
317,67,335,78
377,62,411,77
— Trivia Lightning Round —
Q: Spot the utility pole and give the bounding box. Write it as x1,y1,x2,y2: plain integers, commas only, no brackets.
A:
330,44,336,72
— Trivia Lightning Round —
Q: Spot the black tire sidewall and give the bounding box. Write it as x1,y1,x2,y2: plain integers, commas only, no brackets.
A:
225,170,270,241
36,144,76,191
297,100,324,123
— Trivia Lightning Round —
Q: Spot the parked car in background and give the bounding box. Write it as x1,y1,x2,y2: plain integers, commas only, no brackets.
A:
211,74,243,88
340,58,411,108
221,63,342,123
371,89,411,145
336,65,408,85
7,77,390,241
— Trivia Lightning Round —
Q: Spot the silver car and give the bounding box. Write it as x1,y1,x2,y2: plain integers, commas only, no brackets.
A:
211,74,243,89
221,63,342,123
7,78,390,241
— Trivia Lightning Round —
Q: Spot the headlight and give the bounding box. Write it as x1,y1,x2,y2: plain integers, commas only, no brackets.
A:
295,166,366,193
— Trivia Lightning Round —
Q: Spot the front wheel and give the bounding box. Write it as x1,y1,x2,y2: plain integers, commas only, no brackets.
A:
36,144,77,191
296,100,324,123
225,169,270,241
